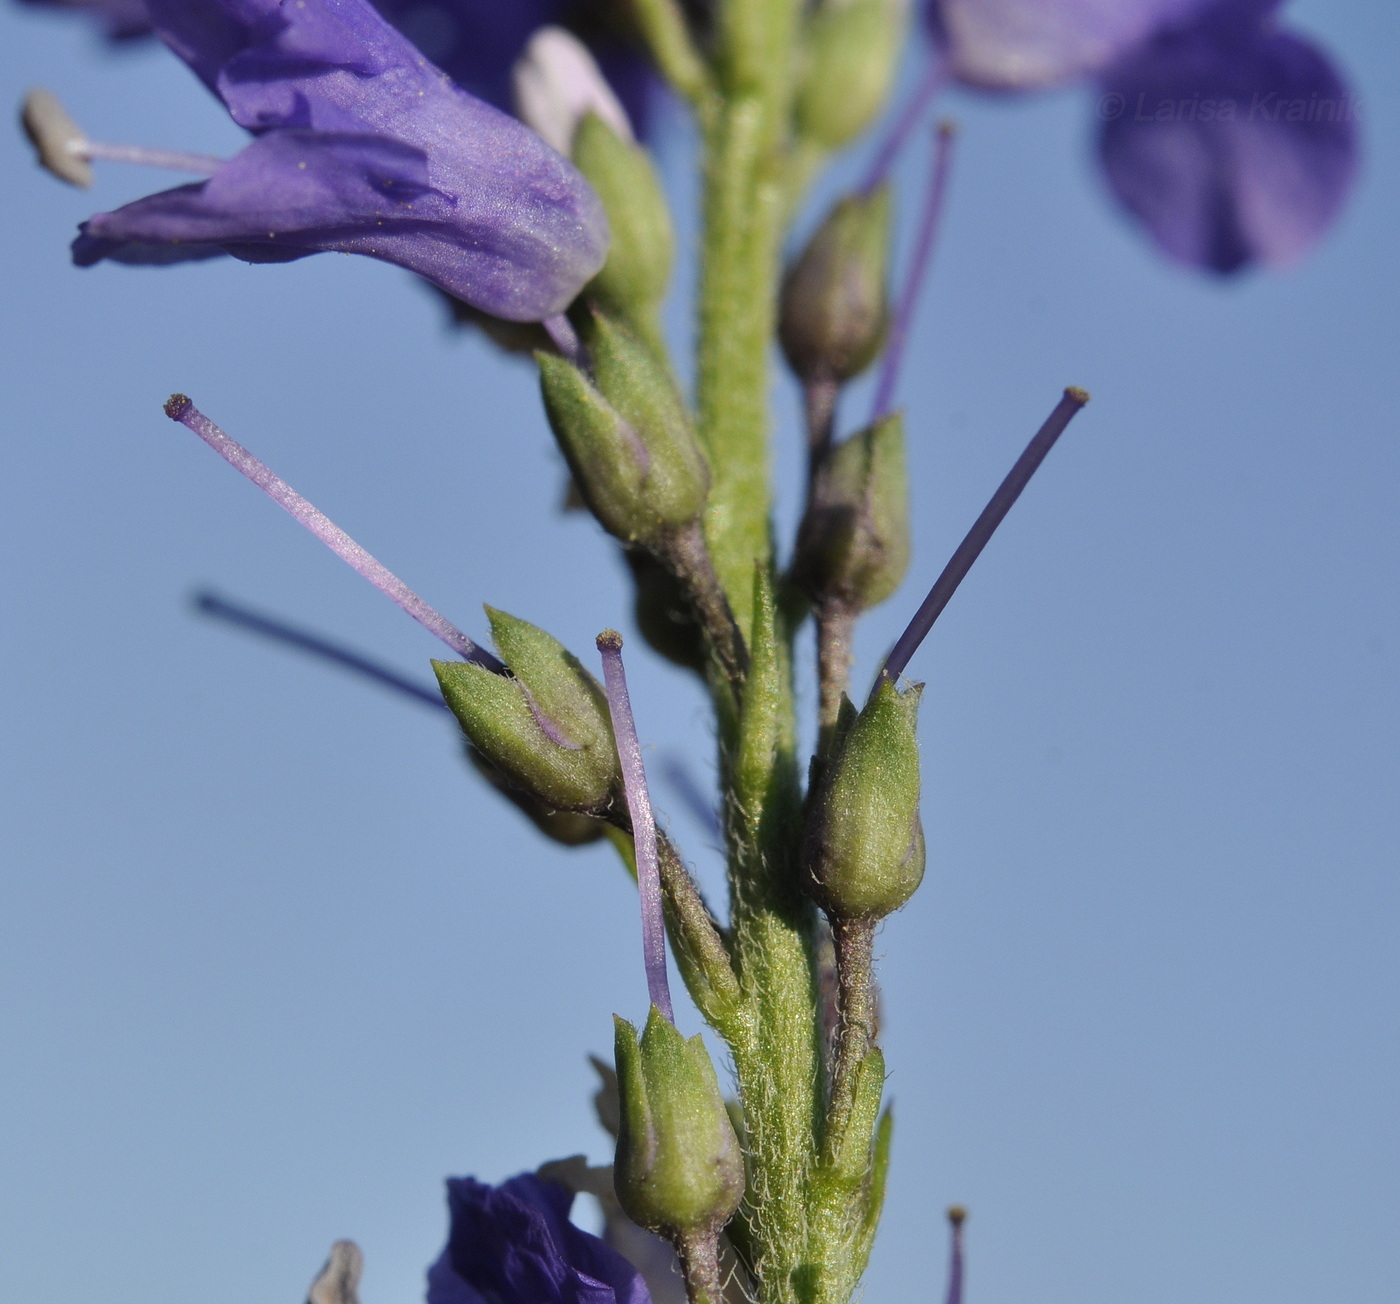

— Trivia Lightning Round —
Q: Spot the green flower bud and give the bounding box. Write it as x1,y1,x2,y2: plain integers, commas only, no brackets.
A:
538,315,708,548
779,188,891,386
434,608,619,815
572,113,675,321
613,1007,745,1238
795,0,903,149
794,412,910,612
804,680,924,920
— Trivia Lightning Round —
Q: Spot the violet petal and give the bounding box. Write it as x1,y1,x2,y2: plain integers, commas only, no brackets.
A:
1098,15,1358,272
427,1174,652,1304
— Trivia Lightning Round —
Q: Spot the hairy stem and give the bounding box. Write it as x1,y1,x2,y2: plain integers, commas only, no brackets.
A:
824,916,876,1159
676,1230,727,1304
803,378,839,500
662,520,750,688
696,97,786,637
814,599,856,737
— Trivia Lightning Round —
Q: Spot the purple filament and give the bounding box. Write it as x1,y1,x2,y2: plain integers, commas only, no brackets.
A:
543,313,583,365
875,387,1090,695
80,140,224,174
597,629,675,1025
164,395,502,672
870,120,957,424
859,57,948,196
943,1209,966,1304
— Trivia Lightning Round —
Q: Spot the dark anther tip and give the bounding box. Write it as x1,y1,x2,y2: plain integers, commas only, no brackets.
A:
596,629,624,652
946,1205,967,1226
164,393,192,420
1064,386,1091,405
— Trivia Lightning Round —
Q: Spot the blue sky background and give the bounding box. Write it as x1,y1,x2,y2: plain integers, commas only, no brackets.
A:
0,4,1396,1302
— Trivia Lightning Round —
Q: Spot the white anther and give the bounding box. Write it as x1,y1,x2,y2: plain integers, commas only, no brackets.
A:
21,88,92,188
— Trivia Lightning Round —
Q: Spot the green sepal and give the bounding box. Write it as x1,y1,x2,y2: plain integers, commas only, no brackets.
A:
795,0,903,149
572,113,675,325
778,187,891,385
433,611,619,815
582,310,710,530
538,350,651,543
538,318,708,548
795,412,910,611
613,1007,746,1238
803,678,924,919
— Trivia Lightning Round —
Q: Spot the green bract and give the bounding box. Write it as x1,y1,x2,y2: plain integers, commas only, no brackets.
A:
434,609,619,815
613,1006,746,1237
796,412,911,611
779,187,891,385
804,680,925,920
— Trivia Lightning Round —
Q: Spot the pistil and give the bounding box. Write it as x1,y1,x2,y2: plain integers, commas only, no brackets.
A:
870,120,958,423
876,387,1090,692
596,629,674,1025
163,394,502,672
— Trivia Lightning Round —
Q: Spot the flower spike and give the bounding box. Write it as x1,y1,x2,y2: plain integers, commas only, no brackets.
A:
943,1206,966,1304
876,386,1090,694
596,629,674,1025
870,120,958,424
163,395,502,672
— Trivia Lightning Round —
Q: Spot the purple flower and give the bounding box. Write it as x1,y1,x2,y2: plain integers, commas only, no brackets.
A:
427,1173,653,1304
927,0,1358,273
1098,4,1357,272
72,0,609,320
373,0,655,128
14,0,654,127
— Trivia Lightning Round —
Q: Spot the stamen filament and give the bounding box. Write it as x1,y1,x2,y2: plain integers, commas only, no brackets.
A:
596,629,675,1025
875,387,1090,693
859,57,947,196
943,1207,966,1304
870,120,957,424
193,590,450,711
543,313,583,365
164,395,502,672
78,140,224,175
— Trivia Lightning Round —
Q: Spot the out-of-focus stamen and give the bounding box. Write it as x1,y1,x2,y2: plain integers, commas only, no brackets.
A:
859,58,947,196
163,395,502,672
870,120,957,423
596,629,675,1025
80,140,224,174
943,1206,966,1304
876,387,1090,693
21,88,223,188
543,313,583,365
193,590,450,712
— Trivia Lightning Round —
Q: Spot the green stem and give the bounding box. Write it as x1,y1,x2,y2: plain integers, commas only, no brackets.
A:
696,97,786,637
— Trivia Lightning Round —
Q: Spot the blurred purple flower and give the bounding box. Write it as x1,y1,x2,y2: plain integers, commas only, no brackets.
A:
427,1173,653,1304
14,0,654,126
14,0,150,40
927,0,1358,272
71,0,609,320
